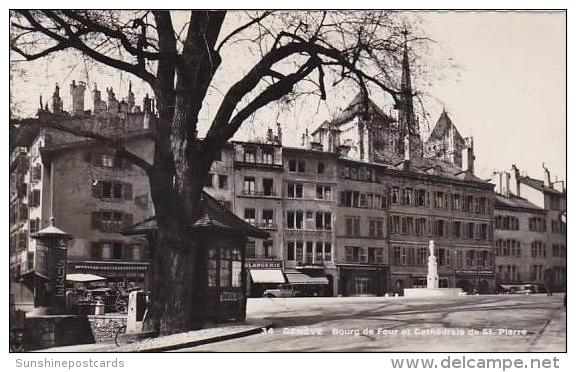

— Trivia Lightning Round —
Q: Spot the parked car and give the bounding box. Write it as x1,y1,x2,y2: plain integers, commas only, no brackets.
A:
263,284,301,298
504,284,541,295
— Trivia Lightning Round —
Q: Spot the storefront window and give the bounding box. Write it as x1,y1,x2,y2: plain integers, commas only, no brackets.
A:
232,261,242,287
355,277,370,294
208,248,218,287
220,259,231,287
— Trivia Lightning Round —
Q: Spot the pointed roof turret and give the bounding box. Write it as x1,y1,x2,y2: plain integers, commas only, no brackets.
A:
397,28,418,137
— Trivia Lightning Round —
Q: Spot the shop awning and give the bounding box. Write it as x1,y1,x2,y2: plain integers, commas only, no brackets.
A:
285,273,329,285
249,269,285,284
66,273,107,282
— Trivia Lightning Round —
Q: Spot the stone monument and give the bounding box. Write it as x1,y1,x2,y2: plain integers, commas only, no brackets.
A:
427,240,439,289
403,240,464,298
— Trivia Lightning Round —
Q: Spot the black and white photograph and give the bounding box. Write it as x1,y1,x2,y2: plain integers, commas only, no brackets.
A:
7,6,567,363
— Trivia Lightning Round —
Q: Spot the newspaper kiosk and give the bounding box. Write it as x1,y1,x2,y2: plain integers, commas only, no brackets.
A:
124,191,268,323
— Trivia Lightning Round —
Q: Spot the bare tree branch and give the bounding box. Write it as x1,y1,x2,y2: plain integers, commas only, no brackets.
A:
216,11,272,52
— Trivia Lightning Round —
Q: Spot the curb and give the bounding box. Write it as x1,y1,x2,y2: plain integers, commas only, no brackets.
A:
124,322,273,352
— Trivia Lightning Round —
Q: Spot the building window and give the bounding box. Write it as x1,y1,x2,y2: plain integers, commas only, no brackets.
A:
102,154,115,168
204,173,214,187
434,192,445,209
305,242,314,264
416,189,426,207
415,218,426,236
92,210,133,232
324,243,332,261
208,248,218,287
218,175,228,189
345,216,361,237
287,211,304,229
434,219,445,237
31,164,42,183
453,221,461,238
262,209,274,227
244,148,256,163
466,222,475,239
391,187,399,205
315,212,332,230
451,194,460,210
368,247,384,263
404,188,413,206
463,195,474,212
245,241,256,259
316,185,331,200
529,217,547,232
91,152,127,169
389,215,401,234
244,208,256,225
369,219,384,238
262,148,274,164
287,183,303,198
392,246,401,265
29,189,41,208
92,180,132,200
112,242,123,259
531,241,546,257
132,244,142,260
288,159,305,172
263,178,274,196
317,162,325,174
287,241,295,260
263,240,273,258
243,177,256,195
418,247,428,265
29,218,41,234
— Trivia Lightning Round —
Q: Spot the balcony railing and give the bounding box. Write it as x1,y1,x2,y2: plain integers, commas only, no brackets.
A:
255,222,278,230
241,190,277,197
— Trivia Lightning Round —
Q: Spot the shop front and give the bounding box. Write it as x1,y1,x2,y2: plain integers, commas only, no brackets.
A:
338,264,387,297
67,261,149,290
284,271,329,297
454,269,495,294
124,191,269,324
245,260,285,297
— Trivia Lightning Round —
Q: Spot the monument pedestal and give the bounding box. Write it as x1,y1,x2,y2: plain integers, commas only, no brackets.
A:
403,288,464,298
404,240,465,298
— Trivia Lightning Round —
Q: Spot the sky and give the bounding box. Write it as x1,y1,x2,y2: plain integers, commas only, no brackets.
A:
10,10,566,182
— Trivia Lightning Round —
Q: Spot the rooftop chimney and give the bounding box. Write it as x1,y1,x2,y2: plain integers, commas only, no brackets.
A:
70,80,86,116
542,163,552,187
276,123,283,145
461,137,475,174
92,83,107,115
107,87,118,113
51,84,63,114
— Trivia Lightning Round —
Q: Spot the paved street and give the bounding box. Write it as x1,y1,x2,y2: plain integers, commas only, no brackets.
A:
176,294,566,352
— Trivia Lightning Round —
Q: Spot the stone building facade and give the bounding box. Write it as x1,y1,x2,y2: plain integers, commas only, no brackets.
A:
491,167,566,291
10,82,155,311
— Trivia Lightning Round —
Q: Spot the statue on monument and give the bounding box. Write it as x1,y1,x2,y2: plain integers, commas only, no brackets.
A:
427,240,439,289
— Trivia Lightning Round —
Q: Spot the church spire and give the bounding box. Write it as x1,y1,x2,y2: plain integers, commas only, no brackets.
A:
396,29,423,160
398,29,417,136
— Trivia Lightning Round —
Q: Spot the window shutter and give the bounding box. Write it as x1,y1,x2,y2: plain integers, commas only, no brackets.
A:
122,183,133,200
91,211,101,230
